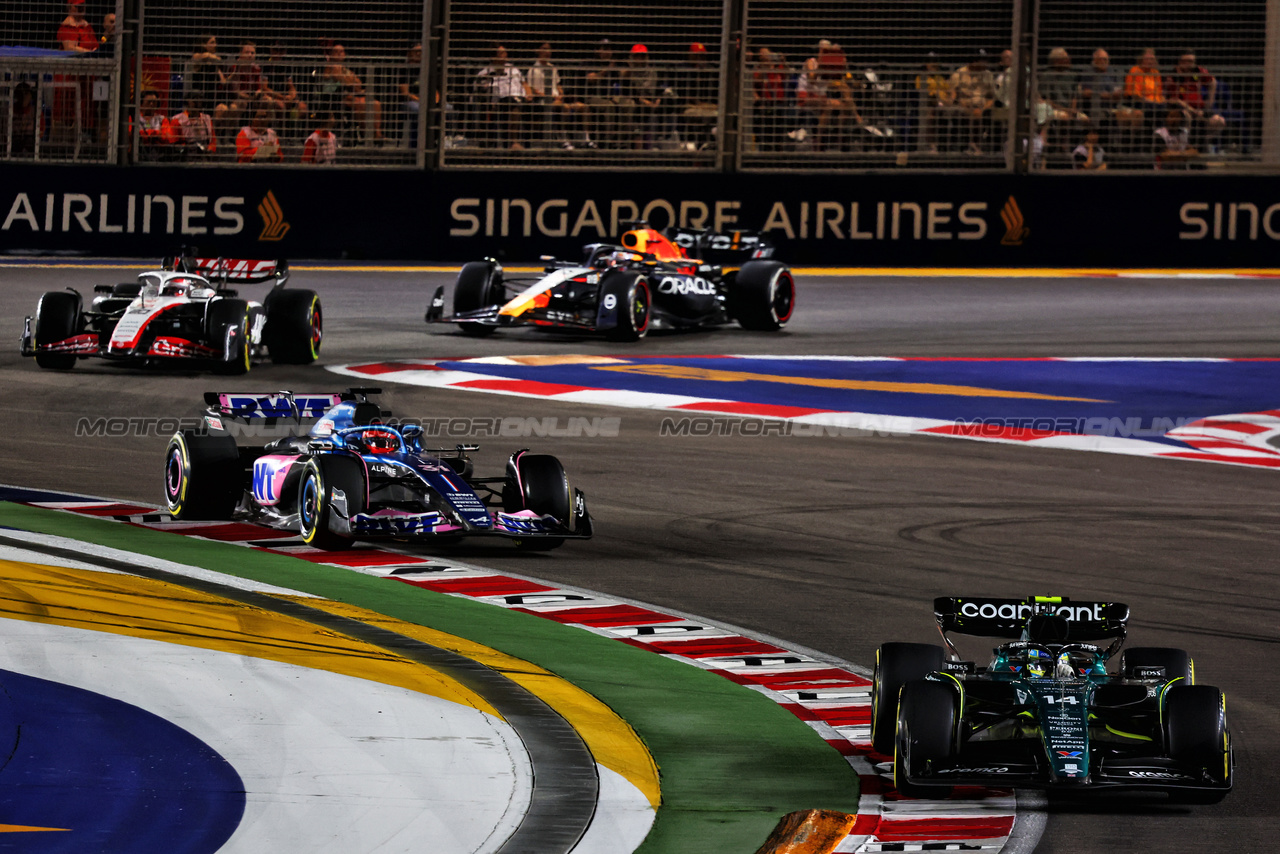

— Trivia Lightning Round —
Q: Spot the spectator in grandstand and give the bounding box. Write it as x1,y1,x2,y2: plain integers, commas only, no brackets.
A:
302,112,339,164
1077,49,1129,146
135,90,177,161
1164,50,1226,153
797,55,862,152
621,44,666,149
1154,107,1199,168
98,12,116,56
675,42,718,150
170,96,217,159
189,36,231,126
475,43,527,150
1071,129,1106,169
1123,47,1164,139
584,38,631,149
230,42,290,126
949,50,997,155
1037,48,1087,156
236,108,283,163
396,43,423,148
751,47,788,153
324,42,385,144
527,42,590,150
56,0,96,53
262,42,308,131
914,51,953,154
816,39,848,78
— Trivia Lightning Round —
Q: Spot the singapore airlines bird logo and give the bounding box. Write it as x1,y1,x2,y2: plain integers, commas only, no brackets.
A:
257,190,290,242
1000,196,1029,245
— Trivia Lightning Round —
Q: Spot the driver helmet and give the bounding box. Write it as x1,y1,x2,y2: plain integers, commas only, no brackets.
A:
358,428,398,455
1025,647,1051,678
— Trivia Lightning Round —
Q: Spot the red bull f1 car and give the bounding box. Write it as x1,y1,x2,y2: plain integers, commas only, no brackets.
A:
21,252,322,373
873,595,1232,802
164,388,591,551
425,224,794,340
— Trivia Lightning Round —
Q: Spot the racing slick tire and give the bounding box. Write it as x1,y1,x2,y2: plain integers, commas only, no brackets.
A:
298,456,366,551
165,430,242,520
872,642,946,756
1164,685,1231,803
454,261,503,337
894,680,957,799
34,290,83,369
266,289,323,364
504,453,570,551
1121,647,1194,685
207,298,252,375
600,271,651,342
731,261,795,331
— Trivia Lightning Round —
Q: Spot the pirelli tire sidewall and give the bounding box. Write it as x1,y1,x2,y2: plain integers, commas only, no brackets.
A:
165,430,241,520
298,455,366,550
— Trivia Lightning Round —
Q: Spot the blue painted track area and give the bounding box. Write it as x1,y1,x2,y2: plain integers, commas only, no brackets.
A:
424,356,1280,445
0,669,244,852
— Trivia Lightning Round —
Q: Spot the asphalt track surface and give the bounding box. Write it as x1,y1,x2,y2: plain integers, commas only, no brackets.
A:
3,263,1280,853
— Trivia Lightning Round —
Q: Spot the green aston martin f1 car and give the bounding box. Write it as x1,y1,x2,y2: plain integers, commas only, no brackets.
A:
872,595,1232,803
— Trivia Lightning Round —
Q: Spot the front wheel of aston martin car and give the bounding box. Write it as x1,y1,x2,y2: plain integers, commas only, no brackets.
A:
505,453,570,550
298,456,366,551
1164,685,1231,802
165,430,241,520
732,261,795,331
872,642,946,756
266,289,323,364
34,290,82,369
601,271,650,342
454,261,503,337
1121,647,1194,684
894,680,957,799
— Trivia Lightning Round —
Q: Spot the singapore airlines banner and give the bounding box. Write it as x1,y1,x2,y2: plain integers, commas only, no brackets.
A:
1,163,1278,267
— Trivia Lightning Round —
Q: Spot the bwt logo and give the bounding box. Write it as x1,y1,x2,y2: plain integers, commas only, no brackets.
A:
225,395,336,417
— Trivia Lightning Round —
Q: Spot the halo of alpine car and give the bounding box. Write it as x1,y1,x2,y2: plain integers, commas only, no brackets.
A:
874,596,1233,802
18,240,1239,809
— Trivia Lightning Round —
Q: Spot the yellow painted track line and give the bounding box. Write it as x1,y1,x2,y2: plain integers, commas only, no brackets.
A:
3,260,1280,278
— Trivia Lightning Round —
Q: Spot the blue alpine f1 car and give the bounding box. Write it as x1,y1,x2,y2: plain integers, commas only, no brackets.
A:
873,595,1232,802
164,388,591,550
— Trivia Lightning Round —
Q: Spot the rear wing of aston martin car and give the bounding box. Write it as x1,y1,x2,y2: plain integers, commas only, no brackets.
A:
934,595,1130,642
166,252,290,286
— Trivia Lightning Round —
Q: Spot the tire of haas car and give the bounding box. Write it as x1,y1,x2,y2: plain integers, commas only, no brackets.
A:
894,680,957,799
165,430,241,520
298,456,367,551
34,290,82,370
506,454,570,551
266,289,323,364
207,298,252,375
454,261,502,337
1163,685,1230,802
732,261,795,331
872,642,946,756
601,271,651,342
1121,647,1194,684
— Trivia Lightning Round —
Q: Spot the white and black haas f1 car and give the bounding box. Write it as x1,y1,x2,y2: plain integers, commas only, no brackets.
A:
873,596,1232,803
164,389,591,551
425,224,795,341
21,252,322,373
